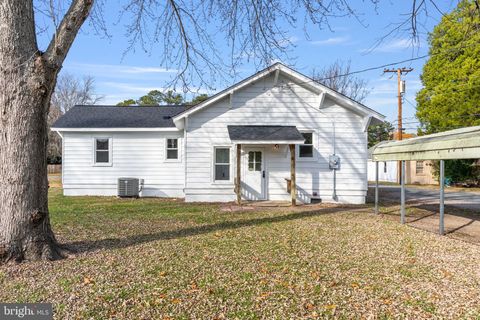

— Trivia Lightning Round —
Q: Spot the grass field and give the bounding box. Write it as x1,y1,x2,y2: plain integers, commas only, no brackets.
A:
1,187,480,319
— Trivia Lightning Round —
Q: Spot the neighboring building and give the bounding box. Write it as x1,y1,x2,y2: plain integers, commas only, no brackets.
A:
406,160,438,185
52,63,384,204
367,160,397,182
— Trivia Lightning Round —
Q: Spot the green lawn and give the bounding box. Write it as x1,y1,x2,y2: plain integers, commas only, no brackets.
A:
1,188,480,319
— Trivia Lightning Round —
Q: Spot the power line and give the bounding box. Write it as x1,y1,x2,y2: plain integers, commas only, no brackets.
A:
289,41,480,85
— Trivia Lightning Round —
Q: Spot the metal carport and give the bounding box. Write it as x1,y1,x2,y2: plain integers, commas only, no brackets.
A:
371,125,480,235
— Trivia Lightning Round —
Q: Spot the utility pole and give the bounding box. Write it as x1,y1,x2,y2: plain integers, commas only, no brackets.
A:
384,67,413,183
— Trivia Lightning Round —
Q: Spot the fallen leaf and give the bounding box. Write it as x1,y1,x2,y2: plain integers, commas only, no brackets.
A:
304,302,315,310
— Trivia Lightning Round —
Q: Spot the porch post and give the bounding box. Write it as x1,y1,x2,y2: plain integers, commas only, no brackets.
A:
400,160,406,224
439,159,445,235
375,161,379,214
289,144,296,206
236,144,241,205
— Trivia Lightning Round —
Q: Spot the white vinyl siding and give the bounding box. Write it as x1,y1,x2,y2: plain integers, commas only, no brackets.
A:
184,72,368,204
63,131,185,197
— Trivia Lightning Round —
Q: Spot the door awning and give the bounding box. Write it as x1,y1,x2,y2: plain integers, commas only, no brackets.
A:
227,125,305,144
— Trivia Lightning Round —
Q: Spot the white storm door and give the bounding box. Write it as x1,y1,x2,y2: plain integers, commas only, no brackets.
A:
242,148,266,200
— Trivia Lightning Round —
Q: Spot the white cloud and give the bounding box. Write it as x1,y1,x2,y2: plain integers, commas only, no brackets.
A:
100,82,165,93
97,82,214,104
311,36,349,46
377,39,412,52
66,63,178,75
360,39,418,54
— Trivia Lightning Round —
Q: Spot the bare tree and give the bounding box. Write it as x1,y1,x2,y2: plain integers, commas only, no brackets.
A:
48,73,102,162
312,60,370,103
0,0,466,262
52,73,102,114
47,105,63,164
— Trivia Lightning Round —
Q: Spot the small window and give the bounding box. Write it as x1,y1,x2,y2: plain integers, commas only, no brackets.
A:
416,161,424,174
248,151,262,171
214,147,230,181
166,138,178,160
94,138,110,164
384,162,387,173
299,132,313,158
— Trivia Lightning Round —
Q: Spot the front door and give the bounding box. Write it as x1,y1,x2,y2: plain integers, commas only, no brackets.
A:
242,148,266,200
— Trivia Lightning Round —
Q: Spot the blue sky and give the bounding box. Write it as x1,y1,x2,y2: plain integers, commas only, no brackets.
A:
37,1,457,133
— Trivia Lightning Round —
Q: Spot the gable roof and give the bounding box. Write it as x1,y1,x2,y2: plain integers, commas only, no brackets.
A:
52,105,186,131
173,62,385,127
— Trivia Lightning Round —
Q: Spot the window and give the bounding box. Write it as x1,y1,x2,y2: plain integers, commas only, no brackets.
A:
416,161,424,174
248,151,262,171
299,132,313,158
94,138,111,165
166,138,178,160
214,147,230,181
384,162,387,173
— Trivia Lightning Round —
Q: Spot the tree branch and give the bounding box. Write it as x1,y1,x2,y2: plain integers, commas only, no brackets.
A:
44,0,94,69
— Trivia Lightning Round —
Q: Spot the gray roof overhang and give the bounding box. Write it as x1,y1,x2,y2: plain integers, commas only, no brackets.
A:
227,125,305,144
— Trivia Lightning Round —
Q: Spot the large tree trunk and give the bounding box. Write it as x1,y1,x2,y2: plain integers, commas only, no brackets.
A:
0,0,93,262
0,1,64,262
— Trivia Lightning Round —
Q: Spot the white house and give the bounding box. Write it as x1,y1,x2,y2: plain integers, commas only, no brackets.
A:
367,160,398,183
52,63,384,204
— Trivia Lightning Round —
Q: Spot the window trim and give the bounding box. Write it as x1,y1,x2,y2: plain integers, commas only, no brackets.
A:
297,130,316,161
415,161,425,175
164,138,181,162
247,150,262,172
93,137,113,167
212,146,233,184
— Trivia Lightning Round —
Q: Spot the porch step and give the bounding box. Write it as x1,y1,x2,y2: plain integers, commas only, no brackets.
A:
244,200,297,207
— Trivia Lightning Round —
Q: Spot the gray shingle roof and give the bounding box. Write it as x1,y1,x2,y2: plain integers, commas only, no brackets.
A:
227,125,305,142
52,105,187,128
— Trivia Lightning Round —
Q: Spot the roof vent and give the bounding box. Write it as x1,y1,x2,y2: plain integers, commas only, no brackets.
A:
163,116,172,120
117,178,140,197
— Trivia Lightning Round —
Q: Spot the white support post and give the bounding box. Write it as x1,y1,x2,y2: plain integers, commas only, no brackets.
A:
439,160,445,235
375,161,379,214
401,160,406,224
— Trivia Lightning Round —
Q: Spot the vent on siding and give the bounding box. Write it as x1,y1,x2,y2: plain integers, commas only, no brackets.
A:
117,178,140,197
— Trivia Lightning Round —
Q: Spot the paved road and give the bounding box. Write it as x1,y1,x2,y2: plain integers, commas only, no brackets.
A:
370,184,480,212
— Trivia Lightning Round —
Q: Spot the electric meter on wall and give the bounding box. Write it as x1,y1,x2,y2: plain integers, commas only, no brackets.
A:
329,155,340,170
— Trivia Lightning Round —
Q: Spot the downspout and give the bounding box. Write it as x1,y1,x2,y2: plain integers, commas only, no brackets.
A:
332,122,338,201
183,116,188,196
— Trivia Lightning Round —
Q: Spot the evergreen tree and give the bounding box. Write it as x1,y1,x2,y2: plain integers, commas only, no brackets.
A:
416,0,480,133
416,0,480,183
368,121,394,148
